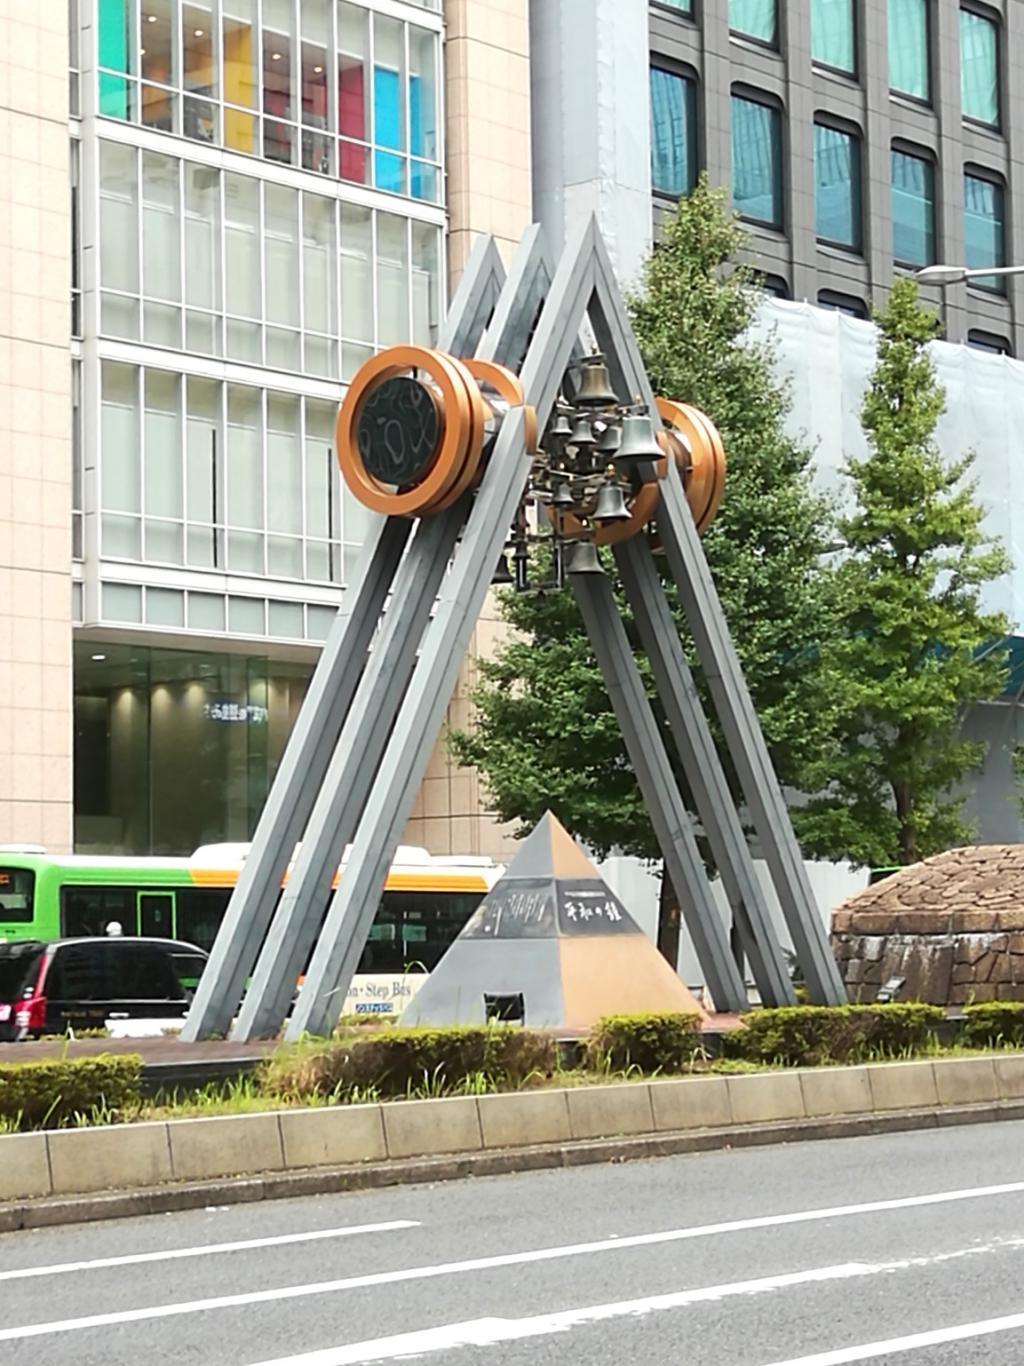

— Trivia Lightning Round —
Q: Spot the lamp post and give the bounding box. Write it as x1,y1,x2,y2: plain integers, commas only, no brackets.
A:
915,263,1024,286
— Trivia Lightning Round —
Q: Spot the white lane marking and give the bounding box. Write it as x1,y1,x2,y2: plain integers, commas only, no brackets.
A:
247,1241,1024,1364
3,1179,1024,1342
0,1221,420,1284
760,1311,1024,1365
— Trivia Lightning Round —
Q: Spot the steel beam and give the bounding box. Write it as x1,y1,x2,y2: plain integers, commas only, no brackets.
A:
655,461,846,1004
613,537,795,1006
285,219,600,1039
184,233,508,1041
571,567,748,1012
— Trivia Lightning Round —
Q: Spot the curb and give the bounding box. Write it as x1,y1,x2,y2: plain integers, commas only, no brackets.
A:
4,1096,1024,1234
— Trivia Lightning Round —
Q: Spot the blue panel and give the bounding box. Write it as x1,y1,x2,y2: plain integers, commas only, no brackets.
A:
374,65,402,151
891,149,934,266
730,0,776,43
650,67,697,199
814,124,860,249
889,0,929,100
731,95,782,228
812,0,854,73
965,173,1005,292
961,9,999,125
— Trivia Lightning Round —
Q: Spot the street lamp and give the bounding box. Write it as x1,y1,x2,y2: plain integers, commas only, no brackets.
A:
915,263,1024,286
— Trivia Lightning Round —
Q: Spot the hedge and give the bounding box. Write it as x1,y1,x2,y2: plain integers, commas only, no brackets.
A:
263,1025,557,1101
0,1055,143,1130
726,1004,944,1068
959,1002,1024,1049
584,1012,704,1074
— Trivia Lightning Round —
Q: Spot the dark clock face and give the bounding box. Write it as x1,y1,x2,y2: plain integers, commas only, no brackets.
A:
356,376,440,487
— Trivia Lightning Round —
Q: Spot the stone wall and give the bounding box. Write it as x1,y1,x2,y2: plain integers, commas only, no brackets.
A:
831,846,1024,1005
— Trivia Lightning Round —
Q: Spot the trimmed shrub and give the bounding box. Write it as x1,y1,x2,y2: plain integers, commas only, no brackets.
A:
263,1025,557,1101
0,1055,142,1130
584,1012,704,1074
725,1004,944,1068
960,1002,1024,1049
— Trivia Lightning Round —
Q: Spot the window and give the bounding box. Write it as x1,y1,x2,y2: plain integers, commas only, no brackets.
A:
968,330,1011,355
761,275,790,298
961,8,999,126
730,0,776,44
964,171,1005,292
812,0,854,73
60,886,133,938
814,122,861,249
891,147,935,266
889,0,929,101
654,0,692,11
817,290,868,318
96,0,442,201
0,869,34,925
731,94,783,229
650,67,698,199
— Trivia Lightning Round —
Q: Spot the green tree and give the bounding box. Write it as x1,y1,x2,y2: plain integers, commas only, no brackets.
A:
450,179,842,960
799,277,1009,867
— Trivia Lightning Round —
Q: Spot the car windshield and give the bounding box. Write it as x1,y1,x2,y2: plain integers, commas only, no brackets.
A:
0,944,43,1000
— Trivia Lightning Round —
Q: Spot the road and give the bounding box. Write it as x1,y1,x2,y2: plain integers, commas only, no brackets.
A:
3,1119,1024,1364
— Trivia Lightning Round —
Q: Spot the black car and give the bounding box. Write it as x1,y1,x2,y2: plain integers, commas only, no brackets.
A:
0,937,208,1041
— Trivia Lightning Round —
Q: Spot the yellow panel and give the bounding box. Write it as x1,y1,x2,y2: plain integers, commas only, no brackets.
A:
558,936,708,1032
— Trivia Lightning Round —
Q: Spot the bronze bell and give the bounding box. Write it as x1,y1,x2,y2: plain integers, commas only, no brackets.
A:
593,482,631,524
569,415,595,448
552,481,575,510
491,552,514,585
575,355,619,408
565,540,604,575
596,420,621,455
549,411,573,439
614,411,663,467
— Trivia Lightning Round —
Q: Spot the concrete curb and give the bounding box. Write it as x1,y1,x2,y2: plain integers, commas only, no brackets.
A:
3,1095,1024,1233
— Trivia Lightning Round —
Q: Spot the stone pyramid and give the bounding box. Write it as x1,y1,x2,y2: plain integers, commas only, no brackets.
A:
401,811,708,1030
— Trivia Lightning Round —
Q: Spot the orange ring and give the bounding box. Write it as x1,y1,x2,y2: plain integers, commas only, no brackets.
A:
657,398,726,534
462,359,539,456
337,346,485,517
424,359,493,512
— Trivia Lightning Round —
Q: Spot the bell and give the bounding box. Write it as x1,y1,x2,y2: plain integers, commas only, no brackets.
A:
552,481,575,510
491,552,514,586
575,355,619,408
568,415,595,448
596,420,621,455
565,540,604,576
593,482,632,524
614,411,663,468
549,412,573,439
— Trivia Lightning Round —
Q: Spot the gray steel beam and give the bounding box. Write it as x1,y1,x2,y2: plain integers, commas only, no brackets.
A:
585,223,844,1005
229,229,554,1040
230,503,469,1040
571,567,748,1012
184,234,508,1041
180,517,409,1042
285,218,600,1039
613,537,795,1007
655,462,846,1004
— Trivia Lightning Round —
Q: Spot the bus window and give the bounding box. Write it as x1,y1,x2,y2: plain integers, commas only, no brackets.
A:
60,886,133,938
0,868,34,923
176,888,232,952
368,892,484,972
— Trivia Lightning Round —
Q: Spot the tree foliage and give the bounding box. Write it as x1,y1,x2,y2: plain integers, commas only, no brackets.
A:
450,179,841,863
798,278,1009,867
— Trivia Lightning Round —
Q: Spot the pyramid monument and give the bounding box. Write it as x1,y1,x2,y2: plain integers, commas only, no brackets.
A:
401,811,709,1030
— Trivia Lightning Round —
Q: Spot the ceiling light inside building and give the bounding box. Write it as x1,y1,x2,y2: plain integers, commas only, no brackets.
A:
146,12,157,21
313,64,323,73
91,653,107,661
194,28,204,36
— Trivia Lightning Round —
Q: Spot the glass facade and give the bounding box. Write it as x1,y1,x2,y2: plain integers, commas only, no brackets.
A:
961,8,999,127
889,0,929,101
96,0,441,201
99,359,375,582
730,0,776,44
98,138,441,375
654,0,692,11
964,172,1005,292
650,67,697,199
891,147,935,266
812,0,854,74
74,641,312,854
814,123,860,250
731,94,782,228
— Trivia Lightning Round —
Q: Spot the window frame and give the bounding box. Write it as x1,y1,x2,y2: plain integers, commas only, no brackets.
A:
813,116,863,253
817,289,869,319
960,3,1001,131
729,0,778,50
649,61,700,202
888,0,932,106
890,141,937,269
963,165,1007,295
967,329,1011,356
811,0,857,78
730,88,785,232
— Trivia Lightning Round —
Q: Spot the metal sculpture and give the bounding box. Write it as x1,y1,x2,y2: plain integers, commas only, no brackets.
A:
182,218,844,1044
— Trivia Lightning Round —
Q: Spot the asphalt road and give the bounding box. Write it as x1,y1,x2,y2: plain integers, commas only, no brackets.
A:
3,1120,1024,1365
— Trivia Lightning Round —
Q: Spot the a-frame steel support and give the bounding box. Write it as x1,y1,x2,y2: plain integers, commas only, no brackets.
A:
186,217,843,1045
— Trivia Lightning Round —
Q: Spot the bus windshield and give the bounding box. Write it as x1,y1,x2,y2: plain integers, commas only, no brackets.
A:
0,868,35,923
